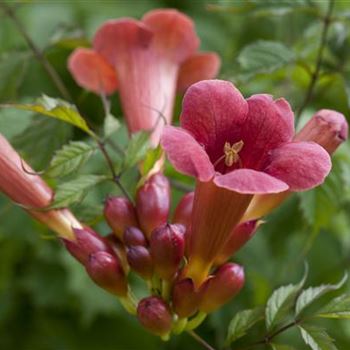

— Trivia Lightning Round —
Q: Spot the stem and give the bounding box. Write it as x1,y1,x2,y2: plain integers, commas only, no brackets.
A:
119,290,138,315
96,140,133,203
187,330,216,350
186,311,207,331
238,320,300,350
0,1,72,101
172,317,188,335
296,0,335,119
161,279,171,301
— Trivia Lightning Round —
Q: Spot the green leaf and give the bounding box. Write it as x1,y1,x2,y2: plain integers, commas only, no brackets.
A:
46,141,96,177
299,325,337,350
141,145,163,177
237,40,295,75
3,95,95,137
298,156,345,230
295,273,348,317
266,264,308,330
123,131,150,169
51,175,107,208
316,294,350,319
12,117,72,169
0,51,29,100
271,344,298,350
225,307,264,345
103,113,120,138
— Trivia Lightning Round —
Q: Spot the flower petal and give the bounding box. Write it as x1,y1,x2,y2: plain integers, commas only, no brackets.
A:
180,80,248,163
68,48,118,95
142,9,199,63
161,126,215,181
93,18,153,66
239,94,295,169
265,141,331,191
214,169,289,194
177,52,221,92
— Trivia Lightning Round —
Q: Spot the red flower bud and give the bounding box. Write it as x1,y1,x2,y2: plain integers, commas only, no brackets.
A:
199,263,244,313
173,191,194,228
106,233,129,273
104,196,138,239
62,227,113,264
214,220,261,265
126,246,153,280
172,278,199,318
123,227,147,247
295,109,348,155
137,296,172,337
85,251,128,297
150,224,185,280
136,172,170,238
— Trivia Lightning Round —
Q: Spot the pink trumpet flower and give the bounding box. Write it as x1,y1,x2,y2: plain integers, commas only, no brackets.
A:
161,79,331,286
68,9,220,145
0,133,81,239
244,108,348,221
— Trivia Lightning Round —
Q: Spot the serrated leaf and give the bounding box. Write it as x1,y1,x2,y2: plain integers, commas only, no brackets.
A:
123,131,150,169
316,294,350,319
141,145,163,176
299,325,337,350
51,175,107,208
2,95,95,137
266,264,308,330
295,273,348,317
225,307,264,345
46,141,96,177
103,113,120,138
238,40,295,75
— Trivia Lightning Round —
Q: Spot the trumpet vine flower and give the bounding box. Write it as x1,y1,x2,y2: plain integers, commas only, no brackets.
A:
161,79,331,286
68,9,220,145
0,133,81,239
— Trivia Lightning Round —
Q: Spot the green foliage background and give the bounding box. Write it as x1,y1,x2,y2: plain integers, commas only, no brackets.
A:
0,0,350,349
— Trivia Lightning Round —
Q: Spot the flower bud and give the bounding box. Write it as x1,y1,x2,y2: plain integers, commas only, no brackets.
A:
173,191,194,228
150,224,185,280
295,109,348,154
126,246,153,280
62,227,113,265
137,296,172,337
106,233,129,273
123,227,147,247
85,251,128,297
104,196,138,239
214,220,261,265
199,263,244,313
136,172,170,238
172,278,199,318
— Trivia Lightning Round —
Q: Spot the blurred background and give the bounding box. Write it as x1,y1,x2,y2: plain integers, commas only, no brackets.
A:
0,0,350,349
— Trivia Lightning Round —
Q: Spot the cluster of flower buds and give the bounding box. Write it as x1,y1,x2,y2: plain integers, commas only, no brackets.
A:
102,173,246,339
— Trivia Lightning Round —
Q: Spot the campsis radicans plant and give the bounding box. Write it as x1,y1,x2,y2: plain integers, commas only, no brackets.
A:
68,9,221,146
0,4,348,341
